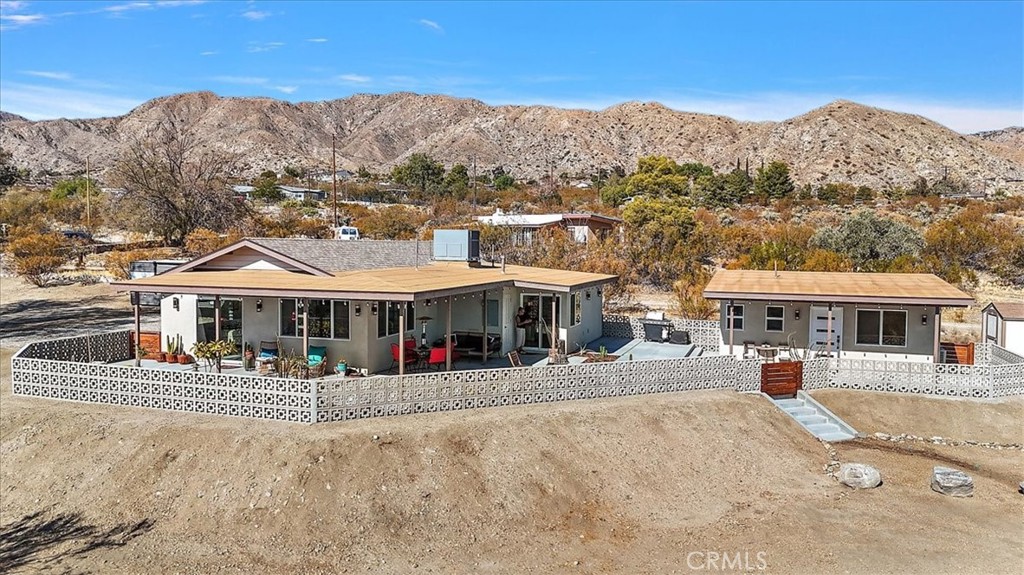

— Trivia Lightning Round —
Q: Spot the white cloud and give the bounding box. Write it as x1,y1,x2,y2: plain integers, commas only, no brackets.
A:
306,37,328,43
338,74,371,84
23,70,73,81
247,41,284,53
418,18,442,32
0,1,28,10
104,2,152,13
211,75,268,85
200,50,217,56
242,10,269,20
0,82,144,120
273,86,297,94
0,13,44,26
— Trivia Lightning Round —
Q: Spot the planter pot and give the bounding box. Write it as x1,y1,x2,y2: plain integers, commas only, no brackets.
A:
155,352,167,363
177,354,191,364
336,363,348,375
166,354,179,364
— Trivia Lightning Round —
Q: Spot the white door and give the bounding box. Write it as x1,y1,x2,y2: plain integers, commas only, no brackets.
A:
809,306,843,354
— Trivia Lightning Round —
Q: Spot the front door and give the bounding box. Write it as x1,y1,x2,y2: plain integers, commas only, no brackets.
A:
808,306,843,356
521,294,559,350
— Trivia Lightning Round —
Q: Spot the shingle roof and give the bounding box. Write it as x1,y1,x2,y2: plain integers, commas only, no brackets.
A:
248,238,432,272
988,302,1024,321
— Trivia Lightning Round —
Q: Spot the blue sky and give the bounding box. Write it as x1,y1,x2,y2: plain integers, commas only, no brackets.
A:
1,1,1021,133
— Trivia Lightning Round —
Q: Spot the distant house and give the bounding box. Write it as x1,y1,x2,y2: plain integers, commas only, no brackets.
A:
703,270,974,363
981,302,1024,356
232,184,328,202
313,169,354,183
475,209,622,245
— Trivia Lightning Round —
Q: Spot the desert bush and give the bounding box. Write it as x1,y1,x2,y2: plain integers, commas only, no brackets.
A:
671,265,717,319
184,228,243,257
6,232,69,286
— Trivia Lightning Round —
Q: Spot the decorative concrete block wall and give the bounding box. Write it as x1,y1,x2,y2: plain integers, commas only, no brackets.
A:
602,316,722,349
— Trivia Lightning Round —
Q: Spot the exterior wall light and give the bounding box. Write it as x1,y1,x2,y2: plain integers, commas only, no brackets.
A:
922,314,928,326
354,304,361,317
256,298,263,313
172,297,179,311
371,302,379,315
794,309,800,320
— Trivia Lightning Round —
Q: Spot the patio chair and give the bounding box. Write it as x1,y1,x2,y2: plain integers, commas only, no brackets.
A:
256,340,279,375
668,330,690,345
426,347,448,370
507,350,523,367
307,345,328,378
742,341,757,360
390,343,419,372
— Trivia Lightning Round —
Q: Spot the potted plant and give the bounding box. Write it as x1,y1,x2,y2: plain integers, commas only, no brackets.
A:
166,334,184,364
154,349,167,362
191,339,238,373
335,357,348,376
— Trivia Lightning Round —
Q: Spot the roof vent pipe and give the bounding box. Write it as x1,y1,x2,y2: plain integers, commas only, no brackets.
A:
501,255,506,274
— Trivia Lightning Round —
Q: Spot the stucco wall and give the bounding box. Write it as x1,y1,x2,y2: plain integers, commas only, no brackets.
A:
717,300,938,361
160,294,199,353
1005,321,1024,357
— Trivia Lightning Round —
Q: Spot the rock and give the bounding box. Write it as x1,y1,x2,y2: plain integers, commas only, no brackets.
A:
931,466,974,497
838,463,882,489
1018,481,1024,495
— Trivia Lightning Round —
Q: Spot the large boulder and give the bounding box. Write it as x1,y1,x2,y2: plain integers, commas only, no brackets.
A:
838,463,882,489
931,466,974,497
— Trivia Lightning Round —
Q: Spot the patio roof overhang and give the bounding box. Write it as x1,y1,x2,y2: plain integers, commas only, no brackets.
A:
110,262,617,301
703,270,974,308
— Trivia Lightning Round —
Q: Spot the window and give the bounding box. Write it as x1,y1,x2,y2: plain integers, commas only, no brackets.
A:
280,298,351,340
856,309,907,347
377,301,414,338
570,292,582,326
765,305,784,332
985,313,998,342
486,299,500,328
726,304,744,330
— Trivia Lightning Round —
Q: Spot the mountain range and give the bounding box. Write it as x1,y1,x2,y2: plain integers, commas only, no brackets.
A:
1,91,1022,193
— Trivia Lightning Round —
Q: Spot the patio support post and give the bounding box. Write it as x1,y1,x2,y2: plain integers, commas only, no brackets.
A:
398,302,406,375
727,300,735,356
446,297,453,371
826,303,834,358
301,298,309,361
214,295,221,341
481,290,488,365
133,299,141,367
933,306,941,364
550,294,557,354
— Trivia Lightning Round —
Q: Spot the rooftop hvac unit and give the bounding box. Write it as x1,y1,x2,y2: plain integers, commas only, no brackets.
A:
433,230,480,262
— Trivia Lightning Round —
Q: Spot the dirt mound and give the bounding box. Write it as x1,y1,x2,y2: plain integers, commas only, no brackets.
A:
2,373,1022,574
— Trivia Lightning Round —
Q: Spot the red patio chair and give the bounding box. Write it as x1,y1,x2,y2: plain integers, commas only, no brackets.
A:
390,343,418,372
426,347,448,370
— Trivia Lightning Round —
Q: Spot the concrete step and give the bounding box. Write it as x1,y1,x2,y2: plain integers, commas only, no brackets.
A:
767,391,858,443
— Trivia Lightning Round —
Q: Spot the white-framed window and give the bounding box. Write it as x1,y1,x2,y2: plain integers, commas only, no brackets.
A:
727,304,744,331
377,301,414,338
985,313,998,342
765,305,785,332
280,298,351,340
856,309,907,347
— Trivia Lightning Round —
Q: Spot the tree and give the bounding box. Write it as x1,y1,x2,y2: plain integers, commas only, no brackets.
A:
109,122,245,245
810,210,924,270
753,161,795,200
493,173,515,191
50,177,100,201
443,163,470,197
621,196,697,287
391,153,444,195
0,147,18,191
251,173,282,202
6,231,69,286
721,168,753,202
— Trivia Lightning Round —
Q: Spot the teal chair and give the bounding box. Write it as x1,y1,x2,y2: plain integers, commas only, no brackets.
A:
307,345,328,378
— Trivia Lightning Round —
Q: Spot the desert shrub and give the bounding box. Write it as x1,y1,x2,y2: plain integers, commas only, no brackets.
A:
184,228,243,257
671,265,716,319
6,232,69,286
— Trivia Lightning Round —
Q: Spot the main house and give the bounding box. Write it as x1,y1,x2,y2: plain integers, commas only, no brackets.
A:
703,269,974,363
111,231,616,375
475,209,622,245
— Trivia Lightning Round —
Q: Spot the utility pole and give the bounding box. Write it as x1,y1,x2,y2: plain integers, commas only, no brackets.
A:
332,134,338,227
85,156,91,232
471,154,477,213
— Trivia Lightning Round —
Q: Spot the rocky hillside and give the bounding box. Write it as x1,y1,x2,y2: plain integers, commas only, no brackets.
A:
2,91,1022,193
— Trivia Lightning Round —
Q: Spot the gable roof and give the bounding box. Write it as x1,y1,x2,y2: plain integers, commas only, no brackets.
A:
983,302,1024,321
166,238,432,276
703,270,974,307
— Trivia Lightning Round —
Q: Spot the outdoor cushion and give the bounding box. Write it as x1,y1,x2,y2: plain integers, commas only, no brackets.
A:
308,345,328,366
259,348,277,358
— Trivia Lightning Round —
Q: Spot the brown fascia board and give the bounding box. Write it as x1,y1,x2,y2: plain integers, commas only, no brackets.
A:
702,291,974,308
164,238,331,277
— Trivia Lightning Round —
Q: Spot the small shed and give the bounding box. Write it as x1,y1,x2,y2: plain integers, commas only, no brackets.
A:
981,302,1024,356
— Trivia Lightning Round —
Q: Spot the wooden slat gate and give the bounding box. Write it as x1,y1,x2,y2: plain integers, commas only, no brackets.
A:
761,361,803,396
